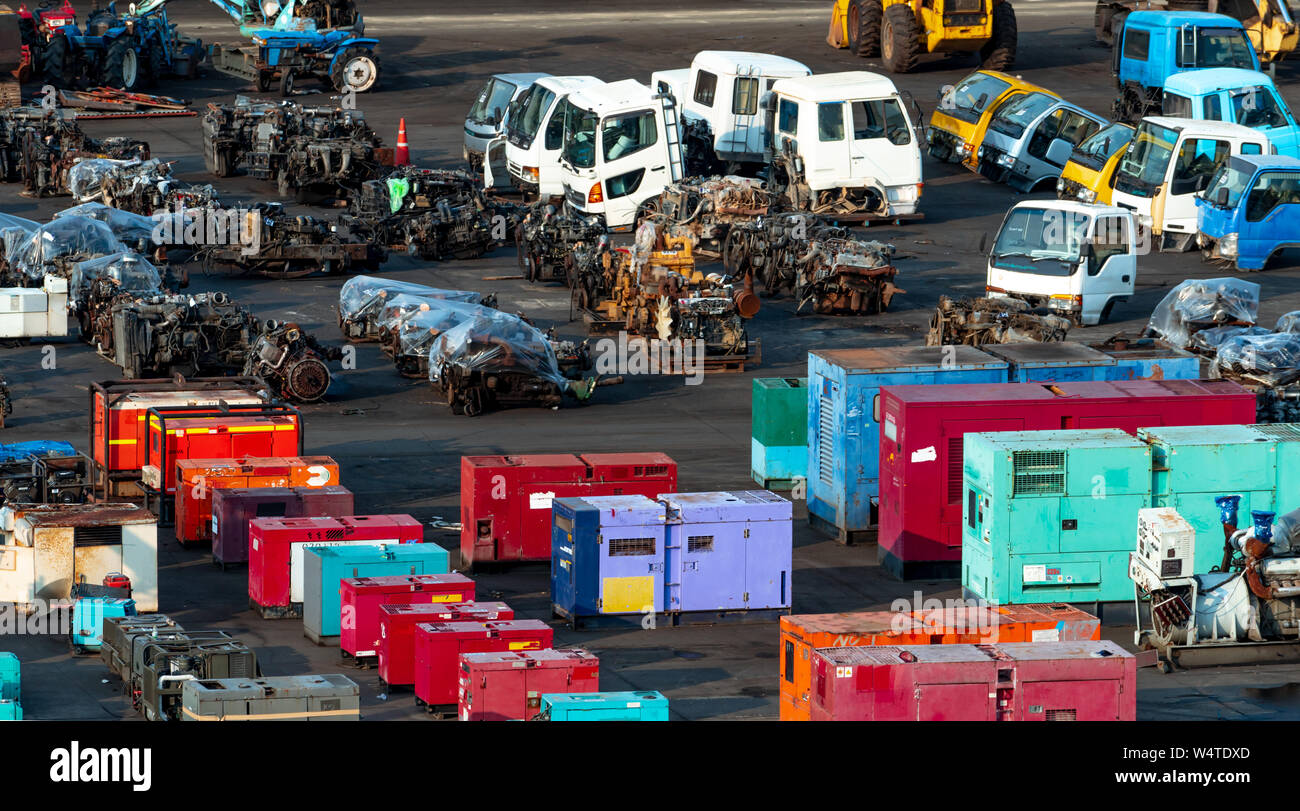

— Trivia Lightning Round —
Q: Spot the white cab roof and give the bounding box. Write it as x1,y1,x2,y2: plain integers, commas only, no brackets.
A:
771,71,900,102
1012,200,1129,218
1142,115,1267,140
689,50,811,78
533,75,602,93
567,79,655,115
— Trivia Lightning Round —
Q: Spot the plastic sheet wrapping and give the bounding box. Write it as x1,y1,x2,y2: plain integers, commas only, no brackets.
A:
1213,332,1300,386
53,202,165,250
7,216,125,281
67,158,134,201
1147,277,1261,347
427,308,565,387
392,299,489,358
338,274,483,322
1189,325,1270,354
0,213,39,234
0,441,76,465
68,251,164,306
1276,312,1300,334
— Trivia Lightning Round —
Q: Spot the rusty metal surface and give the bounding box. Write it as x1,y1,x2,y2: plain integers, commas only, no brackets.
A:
15,502,155,527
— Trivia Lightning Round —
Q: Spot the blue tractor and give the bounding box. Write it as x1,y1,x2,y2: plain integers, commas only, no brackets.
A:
40,0,204,91
206,0,379,96
1110,10,1260,123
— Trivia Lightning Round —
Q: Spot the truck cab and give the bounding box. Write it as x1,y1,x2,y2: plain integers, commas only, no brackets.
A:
486,75,602,198
1197,153,1300,270
974,92,1107,192
927,69,1057,168
559,79,681,232
1057,121,1135,204
650,50,811,173
1110,116,1270,251
463,72,550,171
1111,11,1259,122
768,71,923,219
1162,68,1300,158
985,201,1137,325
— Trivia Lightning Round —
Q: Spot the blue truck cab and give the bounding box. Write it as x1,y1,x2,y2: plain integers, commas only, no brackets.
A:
1111,11,1260,123
1197,154,1300,270
1163,68,1300,158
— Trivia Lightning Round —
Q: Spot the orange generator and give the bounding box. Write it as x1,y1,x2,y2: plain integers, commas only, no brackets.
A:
141,405,302,501
89,377,272,497
779,604,1100,721
173,456,341,546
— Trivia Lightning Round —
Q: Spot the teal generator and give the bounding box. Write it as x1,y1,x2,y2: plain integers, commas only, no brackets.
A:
962,428,1152,605
303,543,450,645
0,652,18,719
71,598,137,654
751,377,808,490
539,691,669,721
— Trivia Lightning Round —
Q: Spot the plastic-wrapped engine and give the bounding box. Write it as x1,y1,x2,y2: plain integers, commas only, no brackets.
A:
69,158,218,215
926,295,1072,346
1147,277,1261,350
0,107,149,198
242,320,341,403
337,275,492,341
376,295,490,378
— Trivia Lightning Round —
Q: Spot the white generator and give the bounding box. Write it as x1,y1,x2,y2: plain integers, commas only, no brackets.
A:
0,276,69,339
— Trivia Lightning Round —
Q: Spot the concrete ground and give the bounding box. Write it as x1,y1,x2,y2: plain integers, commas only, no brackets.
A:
5,0,1300,720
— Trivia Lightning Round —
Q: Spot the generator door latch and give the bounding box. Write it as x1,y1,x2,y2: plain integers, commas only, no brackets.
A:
1062,519,1078,531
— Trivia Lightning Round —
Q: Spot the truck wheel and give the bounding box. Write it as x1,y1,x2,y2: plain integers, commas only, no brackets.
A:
145,41,166,86
1099,298,1116,324
980,2,1018,71
848,0,882,58
880,5,921,74
103,36,141,90
42,33,73,88
332,47,378,93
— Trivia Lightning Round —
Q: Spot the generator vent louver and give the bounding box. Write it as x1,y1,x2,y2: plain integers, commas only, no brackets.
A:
634,465,669,477
1012,450,1066,496
818,395,834,486
1255,423,1300,441
688,535,714,553
947,437,965,504
325,529,345,540
609,537,656,557
1045,708,1077,721
228,655,254,678
74,524,124,547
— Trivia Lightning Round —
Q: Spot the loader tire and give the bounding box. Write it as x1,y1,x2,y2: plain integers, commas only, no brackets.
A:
42,33,73,89
1094,1,1117,46
979,2,1017,71
848,0,882,58
880,5,921,74
102,35,141,91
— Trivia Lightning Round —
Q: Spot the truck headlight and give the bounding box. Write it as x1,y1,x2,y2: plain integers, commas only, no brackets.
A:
996,153,1015,168
956,140,972,157
1077,187,1097,203
1056,178,1066,193
1049,294,1082,309
524,166,539,182
976,145,985,159
1218,232,1238,258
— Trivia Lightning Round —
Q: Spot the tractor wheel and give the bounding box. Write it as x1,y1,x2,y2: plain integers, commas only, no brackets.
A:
848,0,882,58
880,5,921,74
331,47,378,93
41,33,73,88
144,41,166,86
256,70,273,93
279,68,296,97
102,35,141,91
979,2,1018,71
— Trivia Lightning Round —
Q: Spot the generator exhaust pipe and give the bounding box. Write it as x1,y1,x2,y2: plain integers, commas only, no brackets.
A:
1217,494,1241,572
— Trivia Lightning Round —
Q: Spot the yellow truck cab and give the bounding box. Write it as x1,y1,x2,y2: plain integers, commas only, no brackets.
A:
1057,121,1134,205
927,69,1056,169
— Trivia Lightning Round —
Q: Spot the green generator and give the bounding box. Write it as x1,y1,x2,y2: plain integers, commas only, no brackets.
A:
962,429,1153,605
751,377,807,490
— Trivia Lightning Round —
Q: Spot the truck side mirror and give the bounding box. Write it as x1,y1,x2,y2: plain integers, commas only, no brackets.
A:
1045,138,1072,167
1217,187,1231,207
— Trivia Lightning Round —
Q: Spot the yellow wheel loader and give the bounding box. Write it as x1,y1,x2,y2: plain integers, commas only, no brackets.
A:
828,0,1018,74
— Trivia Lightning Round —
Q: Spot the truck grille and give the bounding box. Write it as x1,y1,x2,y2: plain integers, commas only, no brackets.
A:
946,13,985,25
565,186,586,208
977,146,1007,181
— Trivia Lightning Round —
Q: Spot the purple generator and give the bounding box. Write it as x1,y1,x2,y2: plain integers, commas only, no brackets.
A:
211,486,355,568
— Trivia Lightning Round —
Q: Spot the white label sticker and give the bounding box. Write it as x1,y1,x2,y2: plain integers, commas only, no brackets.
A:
883,414,897,441
1023,564,1046,582
910,445,937,463
1031,628,1060,642
529,491,556,510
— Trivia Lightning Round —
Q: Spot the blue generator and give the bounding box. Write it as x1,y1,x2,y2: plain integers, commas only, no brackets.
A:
71,598,136,654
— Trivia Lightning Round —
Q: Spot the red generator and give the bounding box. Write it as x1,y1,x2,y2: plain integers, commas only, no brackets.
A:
88,378,271,498
458,649,600,721
809,640,1136,721
211,486,356,567
142,405,303,496
378,601,514,688
877,379,1255,579
412,619,553,715
248,515,425,618
460,453,677,568
340,573,476,661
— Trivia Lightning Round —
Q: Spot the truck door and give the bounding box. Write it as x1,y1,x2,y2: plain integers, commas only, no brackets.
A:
1026,108,1101,184
1082,213,1135,323
1231,85,1300,158
1165,135,1230,231
598,107,666,228
1240,170,1300,269
847,96,916,189
814,100,850,185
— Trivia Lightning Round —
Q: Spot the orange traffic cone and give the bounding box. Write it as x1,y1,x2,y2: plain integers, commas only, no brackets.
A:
395,118,410,166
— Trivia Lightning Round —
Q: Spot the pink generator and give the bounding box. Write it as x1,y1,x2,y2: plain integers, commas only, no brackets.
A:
808,640,1135,721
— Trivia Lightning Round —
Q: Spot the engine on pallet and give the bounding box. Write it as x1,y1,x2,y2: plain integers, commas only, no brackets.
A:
640,176,774,258
192,203,382,278
338,274,492,341
201,98,389,200
347,167,496,261
785,234,900,315
926,295,1072,346
516,202,606,283
68,157,218,215
242,320,341,403
0,107,149,197
0,441,91,506
428,308,600,417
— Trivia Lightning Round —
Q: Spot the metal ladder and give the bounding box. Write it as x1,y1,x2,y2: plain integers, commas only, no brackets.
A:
658,93,684,182
726,64,760,161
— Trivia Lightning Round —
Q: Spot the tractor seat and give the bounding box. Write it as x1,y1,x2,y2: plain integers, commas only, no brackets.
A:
86,12,117,37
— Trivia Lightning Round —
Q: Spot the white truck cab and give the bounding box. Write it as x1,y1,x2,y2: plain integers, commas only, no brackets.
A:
650,50,811,170
463,72,550,171
485,75,602,198
1110,115,1271,251
559,79,682,232
985,201,1137,326
768,72,924,218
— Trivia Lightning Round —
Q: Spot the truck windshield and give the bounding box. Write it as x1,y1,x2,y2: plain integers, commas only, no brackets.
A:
1070,123,1134,171
1182,27,1256,68
1113,122,1178,196
468,78,518,127
989,92,1055,139
991,206,1089,276
561,106,599,169
1231,86,1290,129
940,72,1011,125
1203,158,1255,210
507,85,557,148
